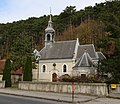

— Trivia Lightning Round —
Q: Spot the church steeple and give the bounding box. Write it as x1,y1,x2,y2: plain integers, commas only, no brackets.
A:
45,10,55,47
46,13,52,29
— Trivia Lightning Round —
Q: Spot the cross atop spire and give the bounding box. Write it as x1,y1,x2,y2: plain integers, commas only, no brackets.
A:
49,7,51,22
47,7,52,28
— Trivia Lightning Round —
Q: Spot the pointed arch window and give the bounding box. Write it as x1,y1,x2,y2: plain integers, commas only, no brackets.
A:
63,64,67,73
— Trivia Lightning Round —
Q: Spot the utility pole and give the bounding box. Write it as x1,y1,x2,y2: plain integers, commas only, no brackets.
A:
37,55,41,82
72,81,74,103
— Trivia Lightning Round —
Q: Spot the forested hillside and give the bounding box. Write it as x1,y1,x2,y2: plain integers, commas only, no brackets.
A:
0,1,120,76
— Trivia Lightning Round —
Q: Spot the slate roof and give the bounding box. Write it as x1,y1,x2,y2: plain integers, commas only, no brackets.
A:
40,40,76,60
76,44,97,59
73,51,93,68
97,52,106,60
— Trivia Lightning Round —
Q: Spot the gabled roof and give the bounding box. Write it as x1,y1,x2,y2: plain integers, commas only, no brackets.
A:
97,52,106,60
0,60,23,75
76,44,97,59
40,40,76,60
74,51,93,68
11,69,23,75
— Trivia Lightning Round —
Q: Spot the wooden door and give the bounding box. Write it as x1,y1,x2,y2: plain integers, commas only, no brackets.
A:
52,73,57,82
81,74,86,78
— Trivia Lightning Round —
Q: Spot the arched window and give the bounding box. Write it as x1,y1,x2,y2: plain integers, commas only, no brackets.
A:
47,34,50,41
42,65,46,72
63,64,67,72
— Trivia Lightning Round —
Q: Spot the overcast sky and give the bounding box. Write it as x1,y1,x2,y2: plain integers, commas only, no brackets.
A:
0,0,105,23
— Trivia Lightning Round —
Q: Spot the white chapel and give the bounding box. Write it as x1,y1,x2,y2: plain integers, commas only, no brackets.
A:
32,14,105,82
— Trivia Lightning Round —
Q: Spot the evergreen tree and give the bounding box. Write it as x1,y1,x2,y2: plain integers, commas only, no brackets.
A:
100,38,120,83
2,59,11,87
23,56,32,81
11,31,32,70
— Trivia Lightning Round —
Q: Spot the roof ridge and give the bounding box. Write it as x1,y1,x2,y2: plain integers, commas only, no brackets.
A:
97,51,102,53
78,44,94,47
55,40,76,43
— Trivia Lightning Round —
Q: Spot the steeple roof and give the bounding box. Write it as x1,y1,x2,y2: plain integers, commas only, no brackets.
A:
45,13,55,32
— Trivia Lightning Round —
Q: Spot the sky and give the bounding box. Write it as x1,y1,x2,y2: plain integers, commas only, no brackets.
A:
0,0,106,23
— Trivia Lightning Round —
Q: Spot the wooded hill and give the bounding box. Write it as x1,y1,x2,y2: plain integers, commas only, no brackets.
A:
0,1,120,82
0,0,120,60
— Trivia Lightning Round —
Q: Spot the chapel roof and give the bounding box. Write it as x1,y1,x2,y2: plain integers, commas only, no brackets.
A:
74,51,93,67
76,44,97,59
97,52,106,60
40,40,76,60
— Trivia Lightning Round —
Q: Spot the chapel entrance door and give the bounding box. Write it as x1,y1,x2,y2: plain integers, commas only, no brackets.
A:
52,73,57,82
81,74,86,78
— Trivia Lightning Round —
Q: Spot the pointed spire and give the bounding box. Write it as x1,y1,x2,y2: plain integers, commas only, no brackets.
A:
44,9,55,46
45,8,55,32
49,7,52,22
47,8,52,28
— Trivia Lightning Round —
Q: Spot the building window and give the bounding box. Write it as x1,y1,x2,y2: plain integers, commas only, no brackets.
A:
63,64,67,72
42,65,46,72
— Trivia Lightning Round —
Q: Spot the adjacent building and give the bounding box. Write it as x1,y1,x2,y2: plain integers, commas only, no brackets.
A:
0,60,23,82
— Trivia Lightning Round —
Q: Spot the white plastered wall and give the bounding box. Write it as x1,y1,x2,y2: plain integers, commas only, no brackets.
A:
38,59,74,82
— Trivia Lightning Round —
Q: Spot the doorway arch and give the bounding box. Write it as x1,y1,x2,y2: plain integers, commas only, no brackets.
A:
52,73,57,82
